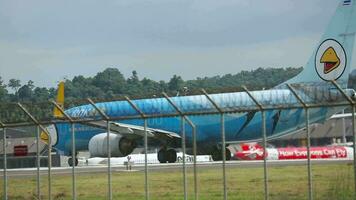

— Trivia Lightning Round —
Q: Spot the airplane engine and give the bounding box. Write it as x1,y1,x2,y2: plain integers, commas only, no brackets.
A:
88,133,136,157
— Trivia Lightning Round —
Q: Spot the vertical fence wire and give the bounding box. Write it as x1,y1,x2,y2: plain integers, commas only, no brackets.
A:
181,117,187,200
162,92,188,200
242,86,269,200
143,119,149,200
47,134,52,200
353,106,356,194
124,96,150,200
2,127,7,200
201,89,227,200
71,123,76,200
51,100,77,200
261,111,269,200
107,120,112,200
341,109,347,143
287,84,313,200
220,114,227,200
36,126,41,199
185,119,198,200
87,98,112,200
193,126,198,200
305,108,313,200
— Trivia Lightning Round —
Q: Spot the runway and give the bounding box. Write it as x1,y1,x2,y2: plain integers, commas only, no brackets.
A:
0,159,352,177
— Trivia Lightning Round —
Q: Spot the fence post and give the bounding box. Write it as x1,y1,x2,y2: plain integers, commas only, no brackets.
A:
242,86,269,200
36,125,41,199
161,92,199,199
352,106,356,195
87,98,112,200
162,92,188,200
17,103,52,200
330,80,356,194
287,84,313,200
51,100,76,200
201,89,227,200
124,96,150,200
187,118,198,200
1,122,7,200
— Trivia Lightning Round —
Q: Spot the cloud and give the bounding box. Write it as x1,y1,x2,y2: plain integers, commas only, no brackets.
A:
0,34,324,87
0,0,345,88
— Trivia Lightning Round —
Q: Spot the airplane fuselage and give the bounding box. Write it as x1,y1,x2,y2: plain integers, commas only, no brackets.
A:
53,88,351,156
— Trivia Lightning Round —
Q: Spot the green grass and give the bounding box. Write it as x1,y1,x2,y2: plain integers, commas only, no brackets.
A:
1,163,355,200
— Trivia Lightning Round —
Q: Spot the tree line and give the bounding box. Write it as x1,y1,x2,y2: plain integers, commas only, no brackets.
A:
0,67,302,103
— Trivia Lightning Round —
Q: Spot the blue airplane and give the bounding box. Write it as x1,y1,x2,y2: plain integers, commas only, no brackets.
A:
44,1,356,165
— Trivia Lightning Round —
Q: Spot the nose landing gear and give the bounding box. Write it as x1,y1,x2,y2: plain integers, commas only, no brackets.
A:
68,157,78,166
68,151,79,166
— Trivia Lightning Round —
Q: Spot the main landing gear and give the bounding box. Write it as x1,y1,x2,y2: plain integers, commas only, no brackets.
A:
211,147,231,161
68,152,79,166
158,148,177,163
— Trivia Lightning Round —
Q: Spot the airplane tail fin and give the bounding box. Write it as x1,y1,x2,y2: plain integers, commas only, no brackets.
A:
286,0,356,88
53,81,65,118
39,81,63,145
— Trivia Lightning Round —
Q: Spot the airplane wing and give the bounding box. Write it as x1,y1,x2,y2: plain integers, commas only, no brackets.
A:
329,113,355,119
80,120,181,142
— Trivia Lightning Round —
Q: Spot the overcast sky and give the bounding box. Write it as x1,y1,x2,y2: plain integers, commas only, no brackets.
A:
0,0,349,88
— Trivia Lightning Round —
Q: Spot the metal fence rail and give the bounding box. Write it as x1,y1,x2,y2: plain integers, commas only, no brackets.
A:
0,82,355,200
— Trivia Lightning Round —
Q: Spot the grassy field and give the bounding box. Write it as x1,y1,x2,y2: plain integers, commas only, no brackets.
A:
1,163,355,200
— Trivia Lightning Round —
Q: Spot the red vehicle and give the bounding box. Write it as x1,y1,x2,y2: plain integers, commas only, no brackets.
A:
234,143,353,160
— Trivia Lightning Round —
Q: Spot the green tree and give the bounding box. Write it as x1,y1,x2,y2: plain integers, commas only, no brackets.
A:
0,76,8,100
140,78,161,97
129,70,139,83
92,68,126,95
168,75,184,95
8,78,21,100
126,70,142,95
158,80,167,92
18,85,32,100
27,80,35,90
33,87,51,102
8,79,21,93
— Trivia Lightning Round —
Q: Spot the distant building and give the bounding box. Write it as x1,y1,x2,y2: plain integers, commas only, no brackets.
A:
0,126,60,169
271,113,354,147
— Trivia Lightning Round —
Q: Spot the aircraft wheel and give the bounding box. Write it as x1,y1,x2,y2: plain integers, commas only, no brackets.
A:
68,157,78,166
211,149,222,161
225,148,232,160
166,149,177,163
158,149,167,163
211,148,231,161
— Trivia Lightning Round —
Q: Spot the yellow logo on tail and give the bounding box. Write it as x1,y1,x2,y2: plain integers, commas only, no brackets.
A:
315,39,346,81
40,131,49,144
320,47,340,74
